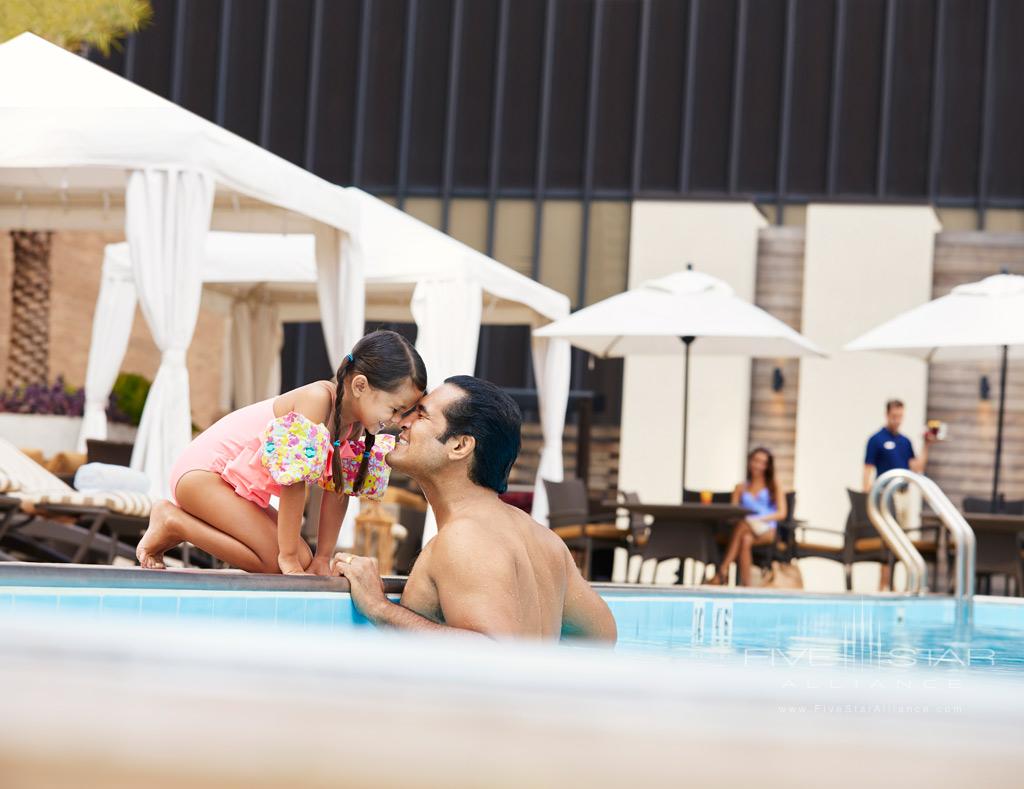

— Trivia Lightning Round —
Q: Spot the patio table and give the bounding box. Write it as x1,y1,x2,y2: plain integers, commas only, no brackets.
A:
603,501,752,583
922,511,1024,592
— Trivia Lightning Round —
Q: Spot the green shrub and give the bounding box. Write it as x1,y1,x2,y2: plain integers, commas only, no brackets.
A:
108,372,150,426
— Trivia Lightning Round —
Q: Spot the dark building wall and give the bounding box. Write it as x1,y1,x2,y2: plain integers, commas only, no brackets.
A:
92,0,1024,214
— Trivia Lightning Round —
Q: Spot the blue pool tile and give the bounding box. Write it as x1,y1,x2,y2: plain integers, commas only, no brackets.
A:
245,596,276,623
178,596,215,620
304,599,333,628
141,595,180,618
14,594,59,613
275,597,306,626
100,595,141,618
213,596,246,621
0,594,12,613
58,595,101,617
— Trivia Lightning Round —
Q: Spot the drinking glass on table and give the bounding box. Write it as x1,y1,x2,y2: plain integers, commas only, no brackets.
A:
700,490,713,505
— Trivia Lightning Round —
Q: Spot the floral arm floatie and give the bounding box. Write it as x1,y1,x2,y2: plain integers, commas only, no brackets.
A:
336,434,396,500
259,411,332,486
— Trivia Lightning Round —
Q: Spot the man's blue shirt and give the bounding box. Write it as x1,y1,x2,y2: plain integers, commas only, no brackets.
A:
865,428,915,475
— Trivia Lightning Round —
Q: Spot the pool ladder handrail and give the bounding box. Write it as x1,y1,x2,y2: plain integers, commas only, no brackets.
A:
868,470,975,630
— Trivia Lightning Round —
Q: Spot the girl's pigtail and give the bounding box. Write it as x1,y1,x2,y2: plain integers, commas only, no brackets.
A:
331,356,350,491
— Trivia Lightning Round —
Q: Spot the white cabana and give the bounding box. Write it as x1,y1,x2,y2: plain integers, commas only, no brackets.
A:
0,32,364,496
83,230,572,533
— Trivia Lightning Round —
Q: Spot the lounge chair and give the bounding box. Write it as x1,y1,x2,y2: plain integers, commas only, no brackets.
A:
0,437,149,564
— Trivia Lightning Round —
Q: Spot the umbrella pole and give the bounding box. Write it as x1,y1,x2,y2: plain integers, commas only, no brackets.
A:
681,336,695,492
991,343,1009,513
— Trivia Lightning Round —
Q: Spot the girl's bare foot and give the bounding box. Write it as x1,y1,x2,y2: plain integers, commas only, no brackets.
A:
705,570,726,586
136,500,182,569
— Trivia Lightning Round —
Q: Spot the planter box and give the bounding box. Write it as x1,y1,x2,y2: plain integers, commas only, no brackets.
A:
0,413,137,457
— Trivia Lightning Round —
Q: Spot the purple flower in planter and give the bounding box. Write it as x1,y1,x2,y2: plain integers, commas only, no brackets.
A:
0,376,86,417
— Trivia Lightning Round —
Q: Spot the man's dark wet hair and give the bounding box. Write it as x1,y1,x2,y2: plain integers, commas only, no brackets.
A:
438,376,522,494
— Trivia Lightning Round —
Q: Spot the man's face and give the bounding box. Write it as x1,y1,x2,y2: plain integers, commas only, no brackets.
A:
387,383,465,476
887,405,904,432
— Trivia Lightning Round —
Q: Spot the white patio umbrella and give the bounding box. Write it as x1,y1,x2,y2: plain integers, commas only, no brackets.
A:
533,266,825,487
846,272,1024,507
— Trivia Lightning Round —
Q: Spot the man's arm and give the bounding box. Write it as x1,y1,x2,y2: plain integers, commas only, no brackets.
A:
334,522,520,638
909,434,932,474
862,464,875,493
561,547,617,644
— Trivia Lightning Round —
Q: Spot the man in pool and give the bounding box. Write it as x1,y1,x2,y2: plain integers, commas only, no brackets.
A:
331,376,617,644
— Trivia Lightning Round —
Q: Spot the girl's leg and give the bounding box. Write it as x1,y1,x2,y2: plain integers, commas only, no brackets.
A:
737,531,755,585
710,521,749,584
738,530,776,586
137,471,311,573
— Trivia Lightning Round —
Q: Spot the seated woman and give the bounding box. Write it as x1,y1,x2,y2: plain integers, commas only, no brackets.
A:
707,447,786,586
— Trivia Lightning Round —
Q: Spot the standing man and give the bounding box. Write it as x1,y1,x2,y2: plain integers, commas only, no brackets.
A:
862,399,936,589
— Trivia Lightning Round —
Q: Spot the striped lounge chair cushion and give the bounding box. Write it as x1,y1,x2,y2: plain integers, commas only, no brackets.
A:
29,489,152,518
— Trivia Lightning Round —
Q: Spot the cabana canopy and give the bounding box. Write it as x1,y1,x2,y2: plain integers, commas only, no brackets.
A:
0,32,365,497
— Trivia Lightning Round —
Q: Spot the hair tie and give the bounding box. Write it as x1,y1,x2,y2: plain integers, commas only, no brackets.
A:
346,353,354,363
363,450,371,459
333,440,341,447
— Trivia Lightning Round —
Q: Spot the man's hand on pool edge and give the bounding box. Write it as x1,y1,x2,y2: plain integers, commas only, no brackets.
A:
331,551,490,637
331,552,389,618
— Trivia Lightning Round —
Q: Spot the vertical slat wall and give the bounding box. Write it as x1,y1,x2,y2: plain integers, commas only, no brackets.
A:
748,226,805,492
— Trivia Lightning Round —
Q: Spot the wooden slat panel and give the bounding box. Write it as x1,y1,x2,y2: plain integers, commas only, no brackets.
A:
748,226,805,492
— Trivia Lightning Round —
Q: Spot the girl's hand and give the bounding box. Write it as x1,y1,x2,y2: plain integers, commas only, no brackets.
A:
278,552,309,575
307,555,333,577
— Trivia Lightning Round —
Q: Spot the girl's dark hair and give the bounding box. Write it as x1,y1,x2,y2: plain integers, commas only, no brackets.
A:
746,446,777,505
330,330,427,492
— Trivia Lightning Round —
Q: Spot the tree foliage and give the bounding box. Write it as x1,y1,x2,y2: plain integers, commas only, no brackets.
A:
0,0,152,55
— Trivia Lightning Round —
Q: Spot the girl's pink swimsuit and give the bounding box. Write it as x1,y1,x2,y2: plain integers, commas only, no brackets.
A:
169,398,282,508
168,399,395,507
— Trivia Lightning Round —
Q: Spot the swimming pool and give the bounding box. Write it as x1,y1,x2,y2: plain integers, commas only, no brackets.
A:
3,563,1023,679
2,563,1022,787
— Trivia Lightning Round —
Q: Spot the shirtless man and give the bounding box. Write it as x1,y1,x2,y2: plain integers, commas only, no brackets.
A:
332,376,616,643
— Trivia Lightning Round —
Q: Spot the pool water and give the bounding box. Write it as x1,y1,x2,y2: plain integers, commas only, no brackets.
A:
605,592,1024,679
2,576,1022,679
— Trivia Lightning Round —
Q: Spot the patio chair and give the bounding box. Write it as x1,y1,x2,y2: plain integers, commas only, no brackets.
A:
0,437,150,565
963,497,1024,596
787,489,938,591
544,478,626,581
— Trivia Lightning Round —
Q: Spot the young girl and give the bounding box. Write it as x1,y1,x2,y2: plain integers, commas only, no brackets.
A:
708,447,787,587
136,330,427,575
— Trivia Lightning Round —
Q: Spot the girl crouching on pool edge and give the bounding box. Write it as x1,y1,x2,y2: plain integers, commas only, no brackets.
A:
136,330,427,575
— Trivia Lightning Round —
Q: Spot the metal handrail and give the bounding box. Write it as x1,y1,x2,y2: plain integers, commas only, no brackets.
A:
867,477,927,593
869,469,975,634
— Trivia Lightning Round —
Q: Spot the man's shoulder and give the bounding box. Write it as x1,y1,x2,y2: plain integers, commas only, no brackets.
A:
867,428,886,444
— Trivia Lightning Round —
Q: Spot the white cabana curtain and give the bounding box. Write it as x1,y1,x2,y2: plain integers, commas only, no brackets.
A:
315,224,367,548
530,336,572,525
230,295,284,408
76,253,139,451
412,277,484,545
315,225,366,368
126,168,215,497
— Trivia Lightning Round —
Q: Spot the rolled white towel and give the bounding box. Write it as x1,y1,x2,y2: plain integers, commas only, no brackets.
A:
74,462,151,494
